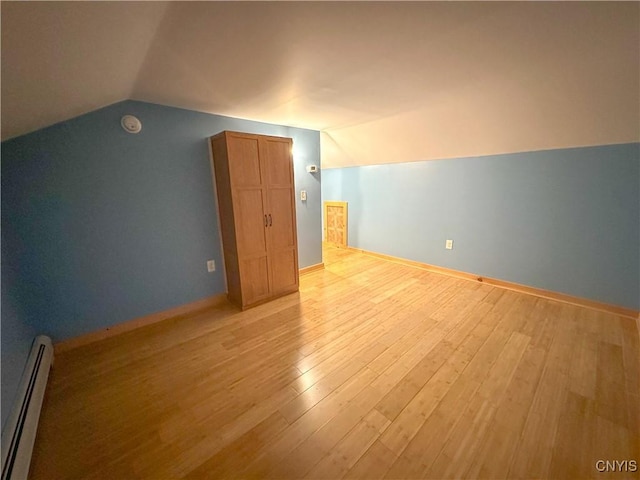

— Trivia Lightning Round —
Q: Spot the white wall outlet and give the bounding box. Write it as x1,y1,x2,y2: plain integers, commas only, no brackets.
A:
207,260,216,272
300,190,307,201
445,239,453,250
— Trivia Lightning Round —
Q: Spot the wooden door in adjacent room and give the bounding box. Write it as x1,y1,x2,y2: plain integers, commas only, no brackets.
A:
323,201,348,247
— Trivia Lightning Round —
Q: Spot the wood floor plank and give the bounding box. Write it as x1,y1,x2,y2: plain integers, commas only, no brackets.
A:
475,331,531,404
279,341,387,424
620,316,640,396
378,342,477,456
344,440,397,480
182,410,290,479
463,343,548,478
259,379,384,478
590,415,637,480
28,244,640,480
380,306,511,476
422,394,497,479
547,391,599,480
569,329,599,399
374,340,453,423
241,368,379,478
596,341,630,428
304,409,390,479
507,368,570,479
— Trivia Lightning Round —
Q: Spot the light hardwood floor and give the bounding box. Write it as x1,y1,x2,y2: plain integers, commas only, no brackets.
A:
30,246,639,479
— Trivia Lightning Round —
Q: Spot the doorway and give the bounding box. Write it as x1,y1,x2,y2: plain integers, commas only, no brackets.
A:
323,201,348,247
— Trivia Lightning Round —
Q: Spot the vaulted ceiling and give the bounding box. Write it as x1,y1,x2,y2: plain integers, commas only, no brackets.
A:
2,1,638,167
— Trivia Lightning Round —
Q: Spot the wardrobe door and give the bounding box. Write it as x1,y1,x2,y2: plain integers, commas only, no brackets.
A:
227,134,271,305
260,137,299,296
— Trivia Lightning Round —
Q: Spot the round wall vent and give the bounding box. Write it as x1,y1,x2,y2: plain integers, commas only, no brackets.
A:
121,115,142,134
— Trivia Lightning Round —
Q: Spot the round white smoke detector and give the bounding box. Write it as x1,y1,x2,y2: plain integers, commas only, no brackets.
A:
121,115,142,134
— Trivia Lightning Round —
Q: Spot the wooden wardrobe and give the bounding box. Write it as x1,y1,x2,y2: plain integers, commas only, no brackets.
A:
210,131,299,309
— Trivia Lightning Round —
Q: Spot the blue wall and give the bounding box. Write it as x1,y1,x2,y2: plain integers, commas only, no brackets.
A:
323,143,640,310
1,260,37,431
1,101,322,423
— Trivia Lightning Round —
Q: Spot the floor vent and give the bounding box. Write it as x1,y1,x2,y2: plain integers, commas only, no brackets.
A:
1,335,53,480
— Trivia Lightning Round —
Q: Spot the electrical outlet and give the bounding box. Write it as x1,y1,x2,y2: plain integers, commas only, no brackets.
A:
207,260,216,272
445,239,453,250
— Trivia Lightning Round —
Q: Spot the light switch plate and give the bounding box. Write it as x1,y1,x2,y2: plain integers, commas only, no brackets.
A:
301,190,307,201
445,239,453,250
207,260,216,272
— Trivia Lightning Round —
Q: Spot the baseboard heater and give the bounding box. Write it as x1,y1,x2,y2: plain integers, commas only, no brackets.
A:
1,335,53,480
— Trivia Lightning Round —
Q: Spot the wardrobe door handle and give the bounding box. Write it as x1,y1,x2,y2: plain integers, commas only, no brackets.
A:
264,214,268,227
269,214,272,227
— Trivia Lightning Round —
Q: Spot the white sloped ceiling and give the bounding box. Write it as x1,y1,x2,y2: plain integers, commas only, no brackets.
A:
2,1,638,167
